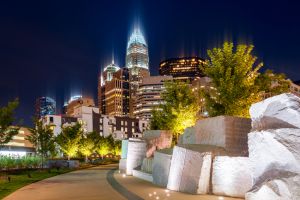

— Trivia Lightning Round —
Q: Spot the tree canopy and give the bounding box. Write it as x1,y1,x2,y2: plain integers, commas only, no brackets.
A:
0,99,19,146
56,123,83,160
203,42,263,117
150,81,200,136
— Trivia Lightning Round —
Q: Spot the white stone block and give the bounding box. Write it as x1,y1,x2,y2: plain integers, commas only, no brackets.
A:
178,127,196,144
248,129,300,185
167,145,212,194
250,93,300,130
132,169,153,182
126,138,147,175
247,128,300,199
246,175,300,200
121,140,128,159
152,149,173,187
119,158,127,173
141,157,153,173
212,156,253,198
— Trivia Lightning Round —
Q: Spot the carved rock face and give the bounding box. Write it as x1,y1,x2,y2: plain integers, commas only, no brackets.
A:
250,93,300,131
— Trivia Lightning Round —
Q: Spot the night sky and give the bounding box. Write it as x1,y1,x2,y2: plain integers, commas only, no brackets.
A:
1,0,300,126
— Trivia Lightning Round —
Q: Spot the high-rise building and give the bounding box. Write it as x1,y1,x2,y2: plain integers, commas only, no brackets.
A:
98,60,130,116
135,76,173,119
35,97,56,119
126,27,150,116
159,57,205,82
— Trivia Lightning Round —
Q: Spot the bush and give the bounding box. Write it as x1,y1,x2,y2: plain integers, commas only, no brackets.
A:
0,156,42,171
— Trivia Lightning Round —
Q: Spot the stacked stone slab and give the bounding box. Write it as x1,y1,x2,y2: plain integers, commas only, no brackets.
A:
125,138,147,175
246,93,300,200
167,144,226,194
152,148,173,187
119,140,128,173
143,130,172,158
141,157,153,173
179,116,251,156
212,156,253,198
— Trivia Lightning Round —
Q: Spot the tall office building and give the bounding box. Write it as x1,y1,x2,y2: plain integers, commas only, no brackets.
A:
135,76,173,120
126,27,150,116
159,57,205,82
35,97,56,119
98,60,130,116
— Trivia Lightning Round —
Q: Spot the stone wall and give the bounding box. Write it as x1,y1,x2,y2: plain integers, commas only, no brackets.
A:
179,116,251,156
143,130,172,158
152,148,173,187
126,138,147,175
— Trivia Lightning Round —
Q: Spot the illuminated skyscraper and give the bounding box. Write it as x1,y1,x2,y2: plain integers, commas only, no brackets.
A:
126,27,150,116
126,27,149,71
35,97,56,119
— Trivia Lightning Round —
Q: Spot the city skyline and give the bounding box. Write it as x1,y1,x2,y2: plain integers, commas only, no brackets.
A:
1,0,300,126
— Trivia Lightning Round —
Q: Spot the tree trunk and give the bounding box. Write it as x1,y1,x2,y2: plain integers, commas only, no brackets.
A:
85,155,88,163
68,156,70,160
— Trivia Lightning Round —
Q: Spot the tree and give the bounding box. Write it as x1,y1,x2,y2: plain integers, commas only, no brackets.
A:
256,69,291,96
0,99,19,146
27,120,56,167
79,134,95,163
96,136,112,159
56,123,82,160
203,42,263,117
113,140,122,156
150,81,200,138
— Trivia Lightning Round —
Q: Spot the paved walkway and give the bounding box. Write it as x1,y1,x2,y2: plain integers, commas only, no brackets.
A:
4,164,244,200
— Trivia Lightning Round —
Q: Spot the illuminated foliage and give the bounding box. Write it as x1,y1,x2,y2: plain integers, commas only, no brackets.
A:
204,42,263,117
151,81,200,136
256,69,291,96
0,99,19,146
79,134,95,162
56,123,82,160
95,136,112,159
28,120,56,160
113,140,122,156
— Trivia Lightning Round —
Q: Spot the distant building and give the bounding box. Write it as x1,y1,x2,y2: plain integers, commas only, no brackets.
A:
92,112,148,140
159,57,205,82
0,127,35,156
66,96,95,117
42,114,78,135
98,61,130,116
135,75,173,119
35,97,56,119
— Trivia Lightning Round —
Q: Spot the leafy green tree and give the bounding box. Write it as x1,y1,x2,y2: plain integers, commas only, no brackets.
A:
203,42,263,117
27,120,56,167
150,81,200,138
0,99,19,146
113,140,122,156
56,123,82,160
96,136,112,159
79,134,95,163
256,69,291,96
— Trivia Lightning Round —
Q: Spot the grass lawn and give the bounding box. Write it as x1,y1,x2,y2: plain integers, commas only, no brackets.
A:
0,169,72,199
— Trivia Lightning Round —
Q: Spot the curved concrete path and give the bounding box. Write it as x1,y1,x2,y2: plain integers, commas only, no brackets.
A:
4,164,126,200
4,164,243,200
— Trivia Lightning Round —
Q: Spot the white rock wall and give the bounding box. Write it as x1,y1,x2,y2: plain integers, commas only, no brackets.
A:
167,146,212,194
152,150,172,187
126,139,147,175
250,93,300,130
212,156,253,198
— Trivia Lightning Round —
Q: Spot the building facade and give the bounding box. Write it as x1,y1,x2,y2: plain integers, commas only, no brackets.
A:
35,97,56,119
135,75,173,119
98,61,130,116
159,57,205,82
92,112,148,140
0,127,35,156
66,96,95,117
